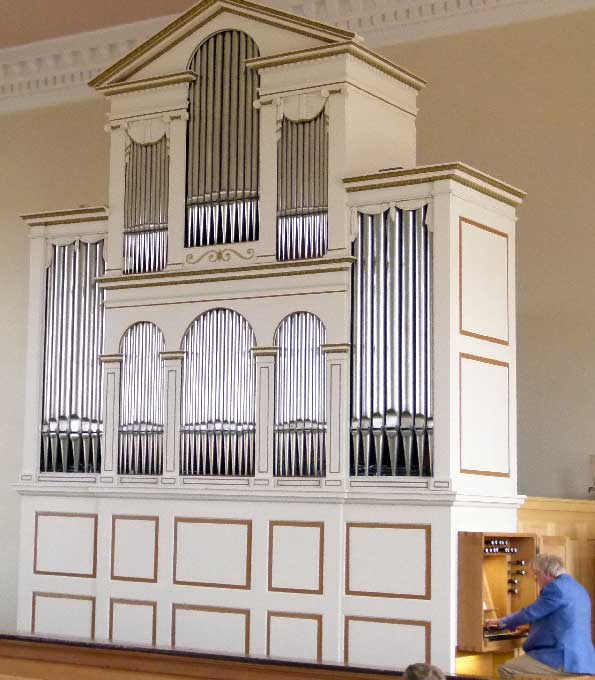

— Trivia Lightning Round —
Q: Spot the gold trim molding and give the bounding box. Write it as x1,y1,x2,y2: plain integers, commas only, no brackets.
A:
344,162,525,207
246,41,426,91
186,247,256,265
99,71,196,96
89,0,356,89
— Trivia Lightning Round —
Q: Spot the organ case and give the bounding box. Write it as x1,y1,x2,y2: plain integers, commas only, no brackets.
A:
458,531,537,653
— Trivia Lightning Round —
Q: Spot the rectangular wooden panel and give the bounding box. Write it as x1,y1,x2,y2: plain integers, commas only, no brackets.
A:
34,512,97,578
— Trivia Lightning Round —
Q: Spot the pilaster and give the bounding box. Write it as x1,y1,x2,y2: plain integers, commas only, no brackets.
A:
161,350,184,476
253,347,277,485
322,343,350,488
99,354,122,473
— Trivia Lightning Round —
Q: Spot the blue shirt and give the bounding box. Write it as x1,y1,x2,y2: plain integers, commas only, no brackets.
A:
501,574,595,674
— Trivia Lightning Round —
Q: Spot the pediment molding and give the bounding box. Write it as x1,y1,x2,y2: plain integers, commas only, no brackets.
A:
89,0,357,90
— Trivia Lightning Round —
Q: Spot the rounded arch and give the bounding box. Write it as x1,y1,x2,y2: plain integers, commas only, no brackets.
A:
185,29,261,248
273,310,327,344
180,308,256,476
118,321,166,475
186,28,260,69
274,311,327,477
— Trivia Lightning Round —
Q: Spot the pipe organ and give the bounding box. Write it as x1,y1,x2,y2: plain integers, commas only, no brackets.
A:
276,111,328,261
180,309,256,476
123,136,169,274
40,239,105,474
118,322,166,475
185,30,260,248
274,312,327,477
350,207,433,477
18,1,524,672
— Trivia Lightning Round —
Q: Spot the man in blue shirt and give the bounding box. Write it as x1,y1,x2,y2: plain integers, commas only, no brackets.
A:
487,554,595,676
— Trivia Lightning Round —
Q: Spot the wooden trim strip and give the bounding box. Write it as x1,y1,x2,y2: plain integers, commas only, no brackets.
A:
98,71,196,96
344,616,431,665
98,256,354,285
343,162,526,199
171,603,250,655
32,592,96,640
109,598,157,646
345,523,431,600
246,41,426,91
21,207,107,221
347,175,522,208
173,518,252,589
0,634,465,678
33,512,98,579
111,515,159,583
459,217,510,346
459,352,511,478
268,521,324,595
266,611,323,662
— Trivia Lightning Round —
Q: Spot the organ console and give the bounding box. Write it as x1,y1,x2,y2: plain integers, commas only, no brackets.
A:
458,531,537,653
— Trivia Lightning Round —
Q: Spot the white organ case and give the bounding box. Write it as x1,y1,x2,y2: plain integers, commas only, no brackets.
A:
16,0,525,672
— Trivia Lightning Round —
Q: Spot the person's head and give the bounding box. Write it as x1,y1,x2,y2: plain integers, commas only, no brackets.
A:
403,663,445,680
531,553,566,588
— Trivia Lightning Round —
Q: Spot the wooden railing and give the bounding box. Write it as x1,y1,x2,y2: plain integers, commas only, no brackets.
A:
0,635,477,680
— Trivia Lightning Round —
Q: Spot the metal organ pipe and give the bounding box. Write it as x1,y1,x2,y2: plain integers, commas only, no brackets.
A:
180,309,256,476
123,135,169,274
186,31,260,248
118,322,165,475
40,240,105,473
276,111,328,261
350,207,433,476
274,312,327,477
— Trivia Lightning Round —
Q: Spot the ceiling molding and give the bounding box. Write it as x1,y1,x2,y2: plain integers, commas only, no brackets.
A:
1,0,595,114
270,0,595,46
0,15,174,115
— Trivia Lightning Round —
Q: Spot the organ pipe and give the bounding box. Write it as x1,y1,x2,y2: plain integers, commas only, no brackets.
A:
274,312,327,476
118,322,165,475
186,31,260,247
276,111,328,261
40,240,105,473
350,207,433,476
123,135,169,274
180,309,256,475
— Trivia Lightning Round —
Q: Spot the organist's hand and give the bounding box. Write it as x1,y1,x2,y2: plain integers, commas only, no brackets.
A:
484,619,502,629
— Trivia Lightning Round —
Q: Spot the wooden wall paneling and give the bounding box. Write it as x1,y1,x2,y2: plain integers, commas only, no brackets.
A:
174,518,252,589
345,523,431,599
111,515,159,583
266,611,323,662
34,512,98,578
268,521,324,594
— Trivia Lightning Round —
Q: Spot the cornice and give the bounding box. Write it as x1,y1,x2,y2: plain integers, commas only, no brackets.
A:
2,0,594,114
246,40,426,91
343,161,525,207
0,15,174,115
275,0,595,46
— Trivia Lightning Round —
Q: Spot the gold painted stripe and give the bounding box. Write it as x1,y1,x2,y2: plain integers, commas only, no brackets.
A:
22,207,107,221
98,256,354,285
28,216,109,227
101,265,352,291
90,0,355,89
344,162,525,199
345,174,522,207
99,71,197,96
247,41,426,91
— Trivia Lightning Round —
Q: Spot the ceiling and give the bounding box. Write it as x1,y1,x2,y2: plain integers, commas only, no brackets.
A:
0,0,196,49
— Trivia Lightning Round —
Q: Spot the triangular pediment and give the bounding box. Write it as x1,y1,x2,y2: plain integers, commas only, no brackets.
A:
90,0,357,89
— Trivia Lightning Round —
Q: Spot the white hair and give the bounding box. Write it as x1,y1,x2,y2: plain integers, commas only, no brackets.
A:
532,553,566,578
